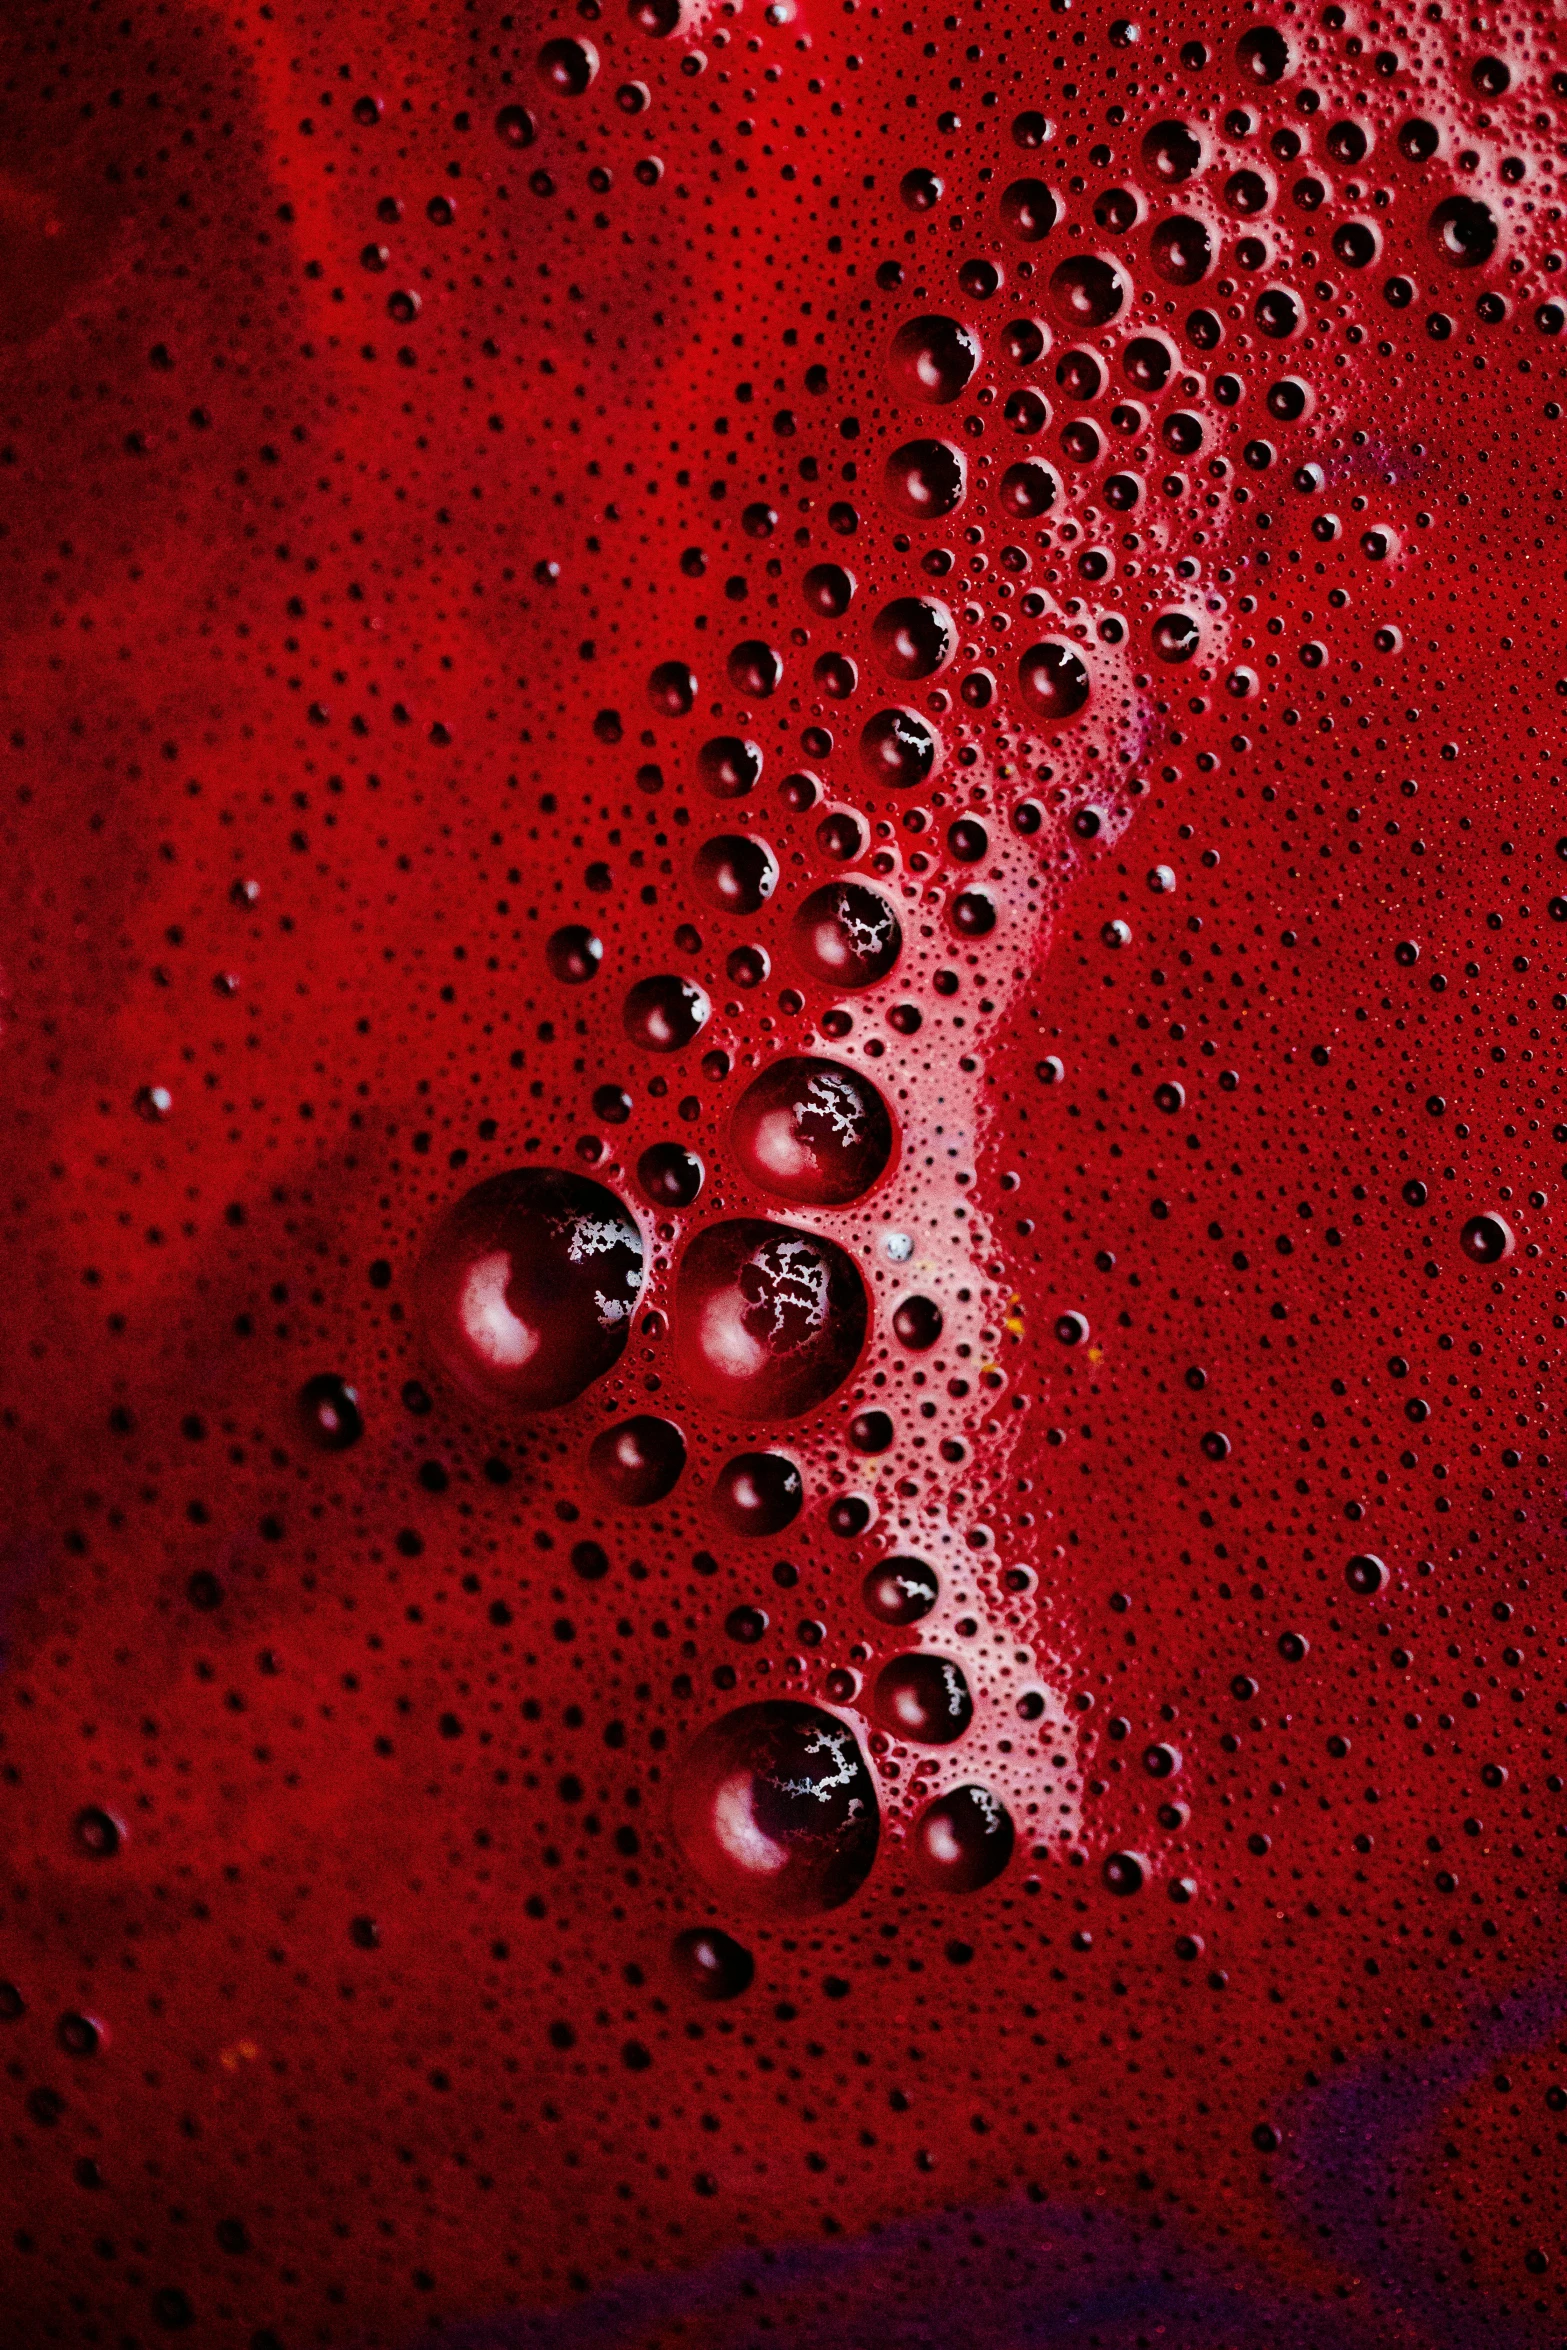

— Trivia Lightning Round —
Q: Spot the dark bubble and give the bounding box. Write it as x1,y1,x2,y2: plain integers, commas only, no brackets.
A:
1430,194,1498,267
1152,611,1200,663
888,315,981,403
711,1450,804,1535
637,1142,704,1209
1150,217,1213,285
1019,638,1090,722
495,103,536,147
1000,179,1058,242
297,1373,364,1451
899,166,943,212
802,562,856,617
1142,119,1204,182
860,706,940,787
883,439,967,519
672,1926,754,2000
727,639,783,697
913,1785,1015,1892
537,36,599,95
848,1409,895,1454
670,1701,879,1914
589,1415,687,1506
1460,1212,1512,1264
873,1653,974,1745
731,1057,894,1206
1345,1552,1388,1595
873,596,956,681
698,736,764,798
415,1170,643,1411
73,1807,124,1858
692,835,778,918
862,1555,939,1624
792,882,903,988
998,459,1060,519
674,1220,868,1417
1050,255,1127,327
648,659,697,715
546,924,603,984
1235,25,1291,82
1103,1849,1148,1895
892,1294,943,1350
623,974,711,1052
1122,332,1174,390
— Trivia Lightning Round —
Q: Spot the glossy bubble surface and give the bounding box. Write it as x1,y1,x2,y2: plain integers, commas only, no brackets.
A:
730,1057,894,1205
415,1170,643,1410
670,1701,880,1914
674,1219,868,1417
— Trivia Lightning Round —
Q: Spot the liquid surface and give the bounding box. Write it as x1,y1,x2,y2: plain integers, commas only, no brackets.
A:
3,0,1567,2344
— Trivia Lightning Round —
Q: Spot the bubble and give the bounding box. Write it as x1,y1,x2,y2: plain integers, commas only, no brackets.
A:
416,1170,644,1411
495,103,537,147
73,1807,124,1858
1049,255,1127,327
1000,180,1058,241
623,975,711,1051
1431,194,1498,267
546,924,603,983
998,459,1060,520
692,835,778,918
802,563,856,618
297,1374,364,1450
883,439,966,520
950,890,995,937
671,1926,754,2000
538,36,599,94
1399,116,1440,162
1150,217,1213,285
631,0,683,33
1345,1552,1388,1595
589,1415,687,1505
1019,639,1090,722
670,1700,879,1914
862,1555,939,1624
1235,26,1291,82
860,707,941,787
1122,333,1174,391
1152,611,1200,663
1332,219,1379,269
637,1142,704,1209
1142,120,1204,182
731,1057,894,1206
674,1219,868,1417
873,1654,974,1745
698,736,764,798
1254,287,1301,339
888,315,981,403
892,1294,943,1350
792,882,903,988
649,659,697,715
711,1450,804,1534
727,640,783,697
873,596,956,680
913,1784,1015,1892
849,1410,895,1455
1102,1849,1148,1895
1460,1212,1512,1264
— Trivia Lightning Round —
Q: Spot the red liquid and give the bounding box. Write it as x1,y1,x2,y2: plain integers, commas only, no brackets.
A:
3,1,1567,2342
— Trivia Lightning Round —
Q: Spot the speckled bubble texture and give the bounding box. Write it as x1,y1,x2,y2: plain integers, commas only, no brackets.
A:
3,0,1567,2344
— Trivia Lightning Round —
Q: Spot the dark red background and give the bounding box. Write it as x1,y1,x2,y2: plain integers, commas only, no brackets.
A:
3,0,1567,2344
